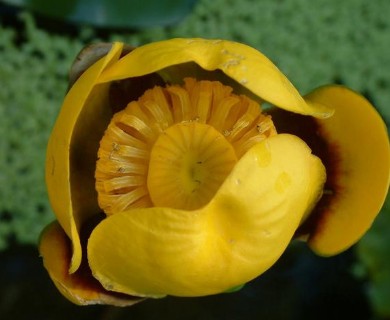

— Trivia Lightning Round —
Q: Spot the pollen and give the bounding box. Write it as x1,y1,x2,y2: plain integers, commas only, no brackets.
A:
95,78,276,215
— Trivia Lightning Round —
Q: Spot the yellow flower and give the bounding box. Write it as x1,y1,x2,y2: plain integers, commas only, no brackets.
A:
39,39,390,305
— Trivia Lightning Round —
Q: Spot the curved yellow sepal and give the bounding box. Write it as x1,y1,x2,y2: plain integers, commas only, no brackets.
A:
45,42,124,273
304,85,390,255
88,134,325,297
39,221,143,306
97,39,333,118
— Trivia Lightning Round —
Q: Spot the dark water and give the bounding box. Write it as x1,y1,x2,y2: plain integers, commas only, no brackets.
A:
0,241,371,320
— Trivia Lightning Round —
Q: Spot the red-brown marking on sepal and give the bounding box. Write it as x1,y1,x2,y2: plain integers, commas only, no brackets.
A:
39,216,144,306
268,109,342,238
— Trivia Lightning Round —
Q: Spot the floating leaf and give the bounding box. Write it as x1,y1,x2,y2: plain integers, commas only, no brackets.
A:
3,0,198,28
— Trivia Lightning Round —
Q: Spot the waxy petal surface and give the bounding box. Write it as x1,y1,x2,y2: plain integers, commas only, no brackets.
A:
45,43,123,272
98,39,333,118
88,134,325,297
304,85,390,255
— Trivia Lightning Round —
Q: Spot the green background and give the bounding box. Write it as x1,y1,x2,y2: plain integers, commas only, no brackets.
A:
0,0,389,318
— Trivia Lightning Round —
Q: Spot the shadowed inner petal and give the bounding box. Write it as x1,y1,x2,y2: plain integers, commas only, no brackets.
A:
95,78,277,214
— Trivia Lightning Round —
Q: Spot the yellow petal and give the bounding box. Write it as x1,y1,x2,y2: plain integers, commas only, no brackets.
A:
45,42,123,273
97,39,333,118
39,221,143,306
69,43,134,88
88,134,325,297
303,85,390,255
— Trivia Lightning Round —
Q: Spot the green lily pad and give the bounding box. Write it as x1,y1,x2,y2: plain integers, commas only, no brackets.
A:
358,194,390,317
3,0,198,28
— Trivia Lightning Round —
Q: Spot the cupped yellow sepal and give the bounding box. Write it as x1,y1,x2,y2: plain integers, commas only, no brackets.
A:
45,43,124,273
39,221,143,306
97,39,333,118
88,134,326,297
303,85,390,255
95,78,276,216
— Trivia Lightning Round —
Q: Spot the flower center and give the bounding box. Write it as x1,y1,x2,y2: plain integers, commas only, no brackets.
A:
96,78,276,215
148,122,237,210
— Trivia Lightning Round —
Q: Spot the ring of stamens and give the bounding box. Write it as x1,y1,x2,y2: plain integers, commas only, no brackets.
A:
95,78,276,215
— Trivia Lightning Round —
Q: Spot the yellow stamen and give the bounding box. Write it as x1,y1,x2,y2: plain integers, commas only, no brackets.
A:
95,78,276,215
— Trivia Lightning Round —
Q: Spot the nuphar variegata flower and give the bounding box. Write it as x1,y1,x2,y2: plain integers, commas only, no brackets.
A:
40,39,390,305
